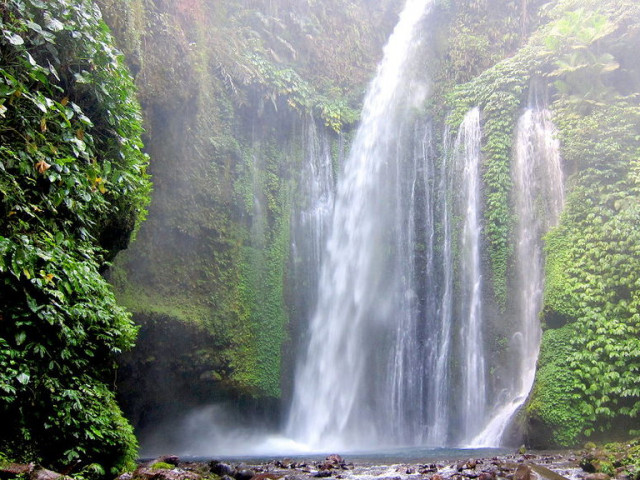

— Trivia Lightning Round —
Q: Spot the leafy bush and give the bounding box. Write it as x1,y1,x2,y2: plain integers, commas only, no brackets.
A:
0,0,150,472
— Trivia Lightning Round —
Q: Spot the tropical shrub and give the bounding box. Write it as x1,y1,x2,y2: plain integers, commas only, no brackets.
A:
0,0,150,472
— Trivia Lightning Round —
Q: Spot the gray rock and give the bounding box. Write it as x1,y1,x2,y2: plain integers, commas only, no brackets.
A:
585,474,611,480
210,463,235,477
514,465,532,480
235,469,256,480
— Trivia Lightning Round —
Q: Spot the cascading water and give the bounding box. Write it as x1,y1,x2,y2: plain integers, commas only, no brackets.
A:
452,108,488,443
287,0,564,450
424,125,453,446
290,118,338,333
286,0,434,451
470,99,564,446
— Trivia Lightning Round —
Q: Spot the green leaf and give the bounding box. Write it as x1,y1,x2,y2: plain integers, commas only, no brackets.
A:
4,32,24,45
16,372,30,385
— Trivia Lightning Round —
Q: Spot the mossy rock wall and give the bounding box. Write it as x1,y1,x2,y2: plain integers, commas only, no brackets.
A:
97,0,399,426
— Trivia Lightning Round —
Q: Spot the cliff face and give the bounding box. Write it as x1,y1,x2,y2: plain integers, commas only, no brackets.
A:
441,0,640,446
96,0,400,437
100,0,640,448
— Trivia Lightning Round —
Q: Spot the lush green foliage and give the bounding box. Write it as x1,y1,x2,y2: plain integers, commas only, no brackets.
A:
523,0,640,446
531,97,640,445
0,0,149,471
588,439,640,480
246,53,358,132
527,325,587,445
447,47,539,307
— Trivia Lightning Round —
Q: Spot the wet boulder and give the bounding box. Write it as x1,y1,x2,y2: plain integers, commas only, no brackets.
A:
585,474,611,480
133,466,201,480
235,468,256,480
30,468,66,480
514,465,532,480
210,462,235,477
153,456,180,467
1,463,36,480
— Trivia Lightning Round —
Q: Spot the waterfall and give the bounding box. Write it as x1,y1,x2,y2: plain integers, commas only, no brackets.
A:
470,101,564,446
286,0,433,451
286,0,564,451
424,125,453,446
290,118,337,331
453,108,487,443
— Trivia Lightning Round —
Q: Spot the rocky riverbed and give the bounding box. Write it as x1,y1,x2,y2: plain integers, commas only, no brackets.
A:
3,444,639,480
116,448,632,480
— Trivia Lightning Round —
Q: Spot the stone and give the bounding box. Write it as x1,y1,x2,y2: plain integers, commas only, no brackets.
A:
235,469,256,480
1,463,36,479
250,474,279,480
585,474,611,480
313,471,332,478
133,467,201,480
210,463,235,477
478,472,496,480
30,468,65,480
156,456,180,467
514,465,532,480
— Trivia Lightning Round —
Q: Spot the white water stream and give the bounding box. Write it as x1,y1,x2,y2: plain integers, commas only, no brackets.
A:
287,0,564,452
470,102,564,446
454,108,487,442
286,0,433,451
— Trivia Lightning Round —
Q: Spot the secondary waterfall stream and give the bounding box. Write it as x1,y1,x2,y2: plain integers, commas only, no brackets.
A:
470,100,564,446
454,108,487,443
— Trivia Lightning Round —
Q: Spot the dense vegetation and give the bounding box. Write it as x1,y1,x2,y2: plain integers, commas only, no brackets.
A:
0,0,150,472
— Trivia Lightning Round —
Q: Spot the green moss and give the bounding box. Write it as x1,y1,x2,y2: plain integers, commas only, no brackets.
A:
447,49,537,307
229,138,294,398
